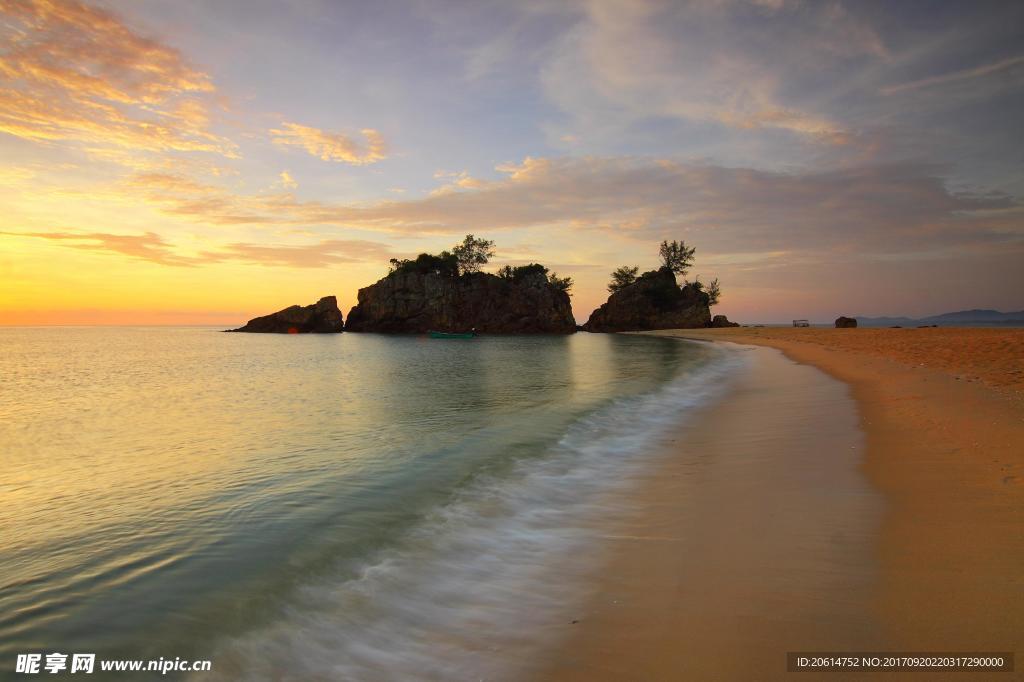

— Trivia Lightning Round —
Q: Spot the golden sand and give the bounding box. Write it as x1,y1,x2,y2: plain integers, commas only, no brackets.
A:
692,326,1024,397
544,327,1024,681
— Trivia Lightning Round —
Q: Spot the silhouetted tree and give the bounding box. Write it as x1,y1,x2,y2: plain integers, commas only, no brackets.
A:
496,263,572,293
453,234,496,275
388,251,458,277
659,240,696,277
706,277,721,306
548,272,573,294
688,275,722,306
607,265,639,293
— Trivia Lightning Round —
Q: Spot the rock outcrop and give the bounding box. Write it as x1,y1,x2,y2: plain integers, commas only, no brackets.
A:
835,316,857,328
345,270,576,333
710,314,740,328
583,267,711,332
227,296,344,333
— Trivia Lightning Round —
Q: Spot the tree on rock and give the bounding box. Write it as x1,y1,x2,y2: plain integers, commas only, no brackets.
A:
659,240,696,277
388,251,458,277
497,263,573,294
605,240,723,306
608,265,639,293
687,275,723,306
548,272,574,294
705,277,721,306
453,234,496,275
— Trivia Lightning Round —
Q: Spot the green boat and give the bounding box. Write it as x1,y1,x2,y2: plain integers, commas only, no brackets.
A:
429,330,477,339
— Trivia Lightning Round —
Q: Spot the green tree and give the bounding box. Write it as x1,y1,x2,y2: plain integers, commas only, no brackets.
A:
452,234,496,275
607,265,639,293
658,240,696,277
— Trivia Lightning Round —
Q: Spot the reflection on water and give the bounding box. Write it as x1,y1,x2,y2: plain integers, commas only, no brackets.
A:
0,328,736,678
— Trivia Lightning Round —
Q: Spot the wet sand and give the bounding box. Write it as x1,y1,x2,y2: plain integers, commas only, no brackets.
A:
680,327,1024,399
543,328,1024,680
543,344,883,680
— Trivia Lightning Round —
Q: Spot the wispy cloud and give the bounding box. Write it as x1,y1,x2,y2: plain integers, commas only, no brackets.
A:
0,0,234,159
882,54,1024,95
0,166,37,184
537,0,888,147
430,170,487,195
198,239,392,268
270,122,387,165
115,157,1021,264
3,0,1022,323
2,230,200,266
4,230,393,268
278,170,298,189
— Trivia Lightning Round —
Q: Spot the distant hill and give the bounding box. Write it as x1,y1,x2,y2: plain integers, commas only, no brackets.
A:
857,309,1024,327
924,309,1024,322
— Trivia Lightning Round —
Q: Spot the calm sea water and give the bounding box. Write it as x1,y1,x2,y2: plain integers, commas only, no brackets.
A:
0,328,741,680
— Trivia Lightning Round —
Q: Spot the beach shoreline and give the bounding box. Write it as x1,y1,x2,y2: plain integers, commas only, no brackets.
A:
542,327,1024,681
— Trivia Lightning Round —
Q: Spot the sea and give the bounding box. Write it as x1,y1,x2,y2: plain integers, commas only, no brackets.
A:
0,328,743,680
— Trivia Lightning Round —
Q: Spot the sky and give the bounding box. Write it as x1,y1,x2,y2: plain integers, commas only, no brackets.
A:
1,0,1022,325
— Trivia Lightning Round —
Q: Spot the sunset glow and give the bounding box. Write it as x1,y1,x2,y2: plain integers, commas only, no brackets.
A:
2,0,1022,325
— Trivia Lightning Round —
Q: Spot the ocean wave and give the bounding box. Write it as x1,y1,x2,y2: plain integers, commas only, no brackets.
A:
201,343,746,682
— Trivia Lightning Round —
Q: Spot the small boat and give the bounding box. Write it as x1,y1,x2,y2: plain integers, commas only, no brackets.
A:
429,330,477,339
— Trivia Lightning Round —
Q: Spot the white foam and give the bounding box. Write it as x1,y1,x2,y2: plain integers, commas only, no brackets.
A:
203,344,747,681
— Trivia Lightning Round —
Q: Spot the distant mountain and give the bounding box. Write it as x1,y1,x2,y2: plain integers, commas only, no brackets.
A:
856,309,1024,327
923,309,1024,322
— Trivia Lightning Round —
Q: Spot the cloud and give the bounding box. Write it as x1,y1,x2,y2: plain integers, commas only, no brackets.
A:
881,54,1024,95
122,172,279,225
536,0,889,147
4,229,393,268
117,157,1021,266
197,239,392,268
270,122,387,165
279,170,298,189
0,166,37,184
430,170,487,195
360,157,1019,257
3,230,201,266
0,0,233,159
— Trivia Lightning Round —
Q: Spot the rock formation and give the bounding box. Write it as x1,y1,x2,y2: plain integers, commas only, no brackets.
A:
345,270,576,334
710,314,740,328
835,316,857,328
227,296,344,333
583,267,712,332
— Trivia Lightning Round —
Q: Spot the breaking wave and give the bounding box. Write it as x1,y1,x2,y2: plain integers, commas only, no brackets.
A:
203,343,746,682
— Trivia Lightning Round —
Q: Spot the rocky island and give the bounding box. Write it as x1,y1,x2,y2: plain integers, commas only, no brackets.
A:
345,237,576,334
227,295,344,333
226,238,733,336
583,266,712,332
583,240,736,332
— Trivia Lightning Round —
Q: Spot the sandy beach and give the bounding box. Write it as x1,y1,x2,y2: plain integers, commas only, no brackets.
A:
544,327,1024,680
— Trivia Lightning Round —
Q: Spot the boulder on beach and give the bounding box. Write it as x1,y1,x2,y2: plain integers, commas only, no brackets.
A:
583,267,711,332
835,316,857,328
710,314,740,328
227,296,344,333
